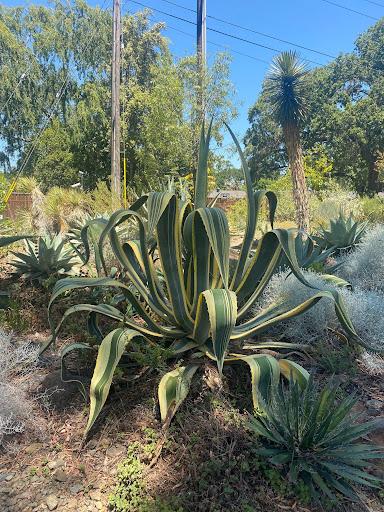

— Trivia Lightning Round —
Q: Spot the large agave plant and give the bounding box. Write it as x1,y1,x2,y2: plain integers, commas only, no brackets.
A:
249,378,384,502
43,123,360,435
315,213,368,254
10,234,80,281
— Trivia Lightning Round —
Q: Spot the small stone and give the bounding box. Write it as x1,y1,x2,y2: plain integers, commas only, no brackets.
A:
47,459,65,470
366,399,382,410
105,445,125,458
25,443,43,454
99,438,110,448
69,483,83,495
66,498,80,509
88,490,101,501
46,495,58,511
53,469,67,482
87,440,98,449
95,502,102,510
0,474,13,482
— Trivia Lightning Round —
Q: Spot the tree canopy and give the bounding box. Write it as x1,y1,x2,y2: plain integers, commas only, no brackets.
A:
0,1,237,192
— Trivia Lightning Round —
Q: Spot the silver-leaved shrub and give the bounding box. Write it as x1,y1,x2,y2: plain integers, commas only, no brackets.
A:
337,224,384,292
257,269,384,352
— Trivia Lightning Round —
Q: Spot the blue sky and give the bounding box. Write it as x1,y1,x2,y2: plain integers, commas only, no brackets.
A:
3,0,383,161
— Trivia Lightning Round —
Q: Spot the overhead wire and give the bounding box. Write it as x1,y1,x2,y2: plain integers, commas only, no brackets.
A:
159,22,270,64
316,0,380,20
127,0,325,66
359,0,384,7
157,0,337,59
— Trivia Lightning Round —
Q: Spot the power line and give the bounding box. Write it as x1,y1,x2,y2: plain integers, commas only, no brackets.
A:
360,0,384,7
127,0,324,66
160,22,270,64
317,0,380,20
157,0,336,59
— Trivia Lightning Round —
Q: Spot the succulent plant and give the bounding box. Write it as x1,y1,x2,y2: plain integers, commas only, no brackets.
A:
249,378,384,503
10,234,80,281
42,123,360,435
314,213,368,254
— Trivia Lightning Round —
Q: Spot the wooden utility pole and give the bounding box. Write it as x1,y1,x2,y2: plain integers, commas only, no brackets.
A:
111,0,121,201
196,0,206,122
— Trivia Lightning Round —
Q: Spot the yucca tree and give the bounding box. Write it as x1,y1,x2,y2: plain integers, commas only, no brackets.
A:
42,123,361,436
266,51,310,232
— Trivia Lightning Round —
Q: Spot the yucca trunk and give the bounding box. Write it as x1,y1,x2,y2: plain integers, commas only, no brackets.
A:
283,124,310,233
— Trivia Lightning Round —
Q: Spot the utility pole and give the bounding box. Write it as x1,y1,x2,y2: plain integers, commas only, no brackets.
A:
196,0,206,123
111,0,121,201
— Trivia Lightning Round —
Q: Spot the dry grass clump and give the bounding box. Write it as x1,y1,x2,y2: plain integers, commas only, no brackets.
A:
0,329,41,447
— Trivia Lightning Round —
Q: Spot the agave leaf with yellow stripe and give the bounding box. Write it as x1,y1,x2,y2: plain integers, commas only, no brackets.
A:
234,354,280,411
193,289,237,374
278,359,310,389
234,354,309,411
86,328,146,435
158,364,199,425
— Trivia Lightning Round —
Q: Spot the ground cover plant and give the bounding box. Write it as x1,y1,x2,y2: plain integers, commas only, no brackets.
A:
43,123,362,437
0,329,40,447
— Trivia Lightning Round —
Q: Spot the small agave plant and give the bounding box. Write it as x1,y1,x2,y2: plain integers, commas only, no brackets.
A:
42,123,360,435
10,234,80,282
249,378,384,502
315,212,368,254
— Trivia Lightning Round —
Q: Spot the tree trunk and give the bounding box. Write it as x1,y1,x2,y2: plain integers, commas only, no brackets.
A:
283,123,310,233
367,152,380,195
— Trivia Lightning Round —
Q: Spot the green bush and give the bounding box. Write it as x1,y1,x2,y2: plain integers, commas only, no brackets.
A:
360,195,384,223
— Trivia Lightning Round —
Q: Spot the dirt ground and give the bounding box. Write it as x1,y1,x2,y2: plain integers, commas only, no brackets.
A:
0,271,383,512
0,335,383,512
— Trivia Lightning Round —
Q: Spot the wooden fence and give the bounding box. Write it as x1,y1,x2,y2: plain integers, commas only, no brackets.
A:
3,193,32,220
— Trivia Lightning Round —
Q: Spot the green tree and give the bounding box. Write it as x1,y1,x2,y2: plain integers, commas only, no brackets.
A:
211,154,243,190
0,3,237,193
265,51,310,232
246,19,384,196
244,96,285,184
27,119,78,190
